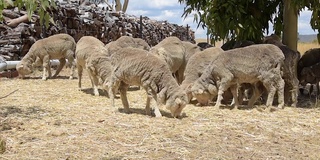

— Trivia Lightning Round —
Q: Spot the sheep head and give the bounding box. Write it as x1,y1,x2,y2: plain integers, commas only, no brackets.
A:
165,89,188,118
300,67,316,85
190,80,218,106
16,61,33,78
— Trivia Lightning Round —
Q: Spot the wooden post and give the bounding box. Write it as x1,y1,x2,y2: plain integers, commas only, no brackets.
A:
140,15,143,39
186,24,189,41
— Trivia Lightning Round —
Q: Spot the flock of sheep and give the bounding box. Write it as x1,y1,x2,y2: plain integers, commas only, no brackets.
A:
15,33,320,118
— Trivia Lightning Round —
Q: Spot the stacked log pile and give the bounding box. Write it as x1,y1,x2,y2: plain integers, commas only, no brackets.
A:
0,0,195,61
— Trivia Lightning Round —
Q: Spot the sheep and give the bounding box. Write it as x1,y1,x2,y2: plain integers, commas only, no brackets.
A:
299,62,320,95
16,33,76,80
85,51,112,96
106,47,188,118
105,36,150,56
263,34,300,107
197,42,213,50
180,47,224,105
150,36,201,84
298,48,320,78
75,36,106,94
190,44,285,109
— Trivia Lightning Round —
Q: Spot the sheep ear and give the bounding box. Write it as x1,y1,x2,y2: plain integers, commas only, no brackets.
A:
175,98,182,104
17,64,23,69
197,89,204,94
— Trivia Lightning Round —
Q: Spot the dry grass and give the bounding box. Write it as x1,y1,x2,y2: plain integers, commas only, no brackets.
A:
1,41,320,159
298,41,320,55
1,65,320,159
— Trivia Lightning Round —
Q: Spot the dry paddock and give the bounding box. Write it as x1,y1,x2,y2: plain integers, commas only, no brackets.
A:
0,68,320,160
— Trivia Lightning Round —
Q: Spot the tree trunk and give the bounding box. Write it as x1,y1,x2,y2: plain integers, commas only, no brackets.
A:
122,0,129,13
282,0,298,51
115,0,122,12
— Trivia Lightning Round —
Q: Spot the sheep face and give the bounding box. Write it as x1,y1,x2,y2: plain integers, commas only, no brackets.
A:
165,90,188,118
191,81,218,105
16,61,33,78
300,67,316,86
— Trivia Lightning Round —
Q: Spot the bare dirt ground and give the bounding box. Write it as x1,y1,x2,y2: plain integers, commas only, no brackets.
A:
1,68,320,160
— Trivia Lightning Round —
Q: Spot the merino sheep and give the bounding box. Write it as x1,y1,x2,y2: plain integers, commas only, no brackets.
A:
16,33,76,80
106,47,188,118
180,47,224,105
299,62,320,95
150,37,201,84
298,48,320,78
263,34,300,107
75,36,105,93
190,44,285,109
86,51,112,96
105,36,150,56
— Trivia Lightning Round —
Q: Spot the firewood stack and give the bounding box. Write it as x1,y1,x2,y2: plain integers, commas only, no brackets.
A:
0,0,195,61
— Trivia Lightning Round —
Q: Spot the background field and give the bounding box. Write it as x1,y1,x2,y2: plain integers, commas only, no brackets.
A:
0,42,320,159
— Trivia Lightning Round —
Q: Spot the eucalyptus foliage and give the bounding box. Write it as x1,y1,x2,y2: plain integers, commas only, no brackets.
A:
179,0,320,43
0,0,56,28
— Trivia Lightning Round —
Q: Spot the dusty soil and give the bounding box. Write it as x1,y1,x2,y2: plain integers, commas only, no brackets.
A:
1,68,320,160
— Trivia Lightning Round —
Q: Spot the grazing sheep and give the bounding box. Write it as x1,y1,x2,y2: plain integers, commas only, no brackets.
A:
86,51,112,96
180,47,224,105
75,36,105,93
190,44,285,109
298,48,320,78
16,33,76,80
299,62,320,95
106,47,188,118
263,34,300,107
150,37,201,84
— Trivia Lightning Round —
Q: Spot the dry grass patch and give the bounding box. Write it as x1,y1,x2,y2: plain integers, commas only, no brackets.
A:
298,41,320,55
1,68,320,159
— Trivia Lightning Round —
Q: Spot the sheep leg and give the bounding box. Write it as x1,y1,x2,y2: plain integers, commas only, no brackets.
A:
77,64,83,90
108,76,121,110
248,83,262,108
154,101,162,118
229,85,239,109
145,95,152,116
53,58,66,78
276,78,285,109
66,50,75,79
88,70,100,96
290,78,299,107
42,56,51,80
119,83,130,114
214,75,232,108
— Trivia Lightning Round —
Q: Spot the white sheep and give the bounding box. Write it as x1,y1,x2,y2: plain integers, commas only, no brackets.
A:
106,47,188,118
180,47,224,105
16,34,76,80
75,36,106,94
105,36,150,56
150,37,201,84
85,51,112,96
191,44,285,109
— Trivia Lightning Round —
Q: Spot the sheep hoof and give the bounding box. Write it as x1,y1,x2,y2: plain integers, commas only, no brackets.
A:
155,113,162,118
69,76,73,80
42,77,47,81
